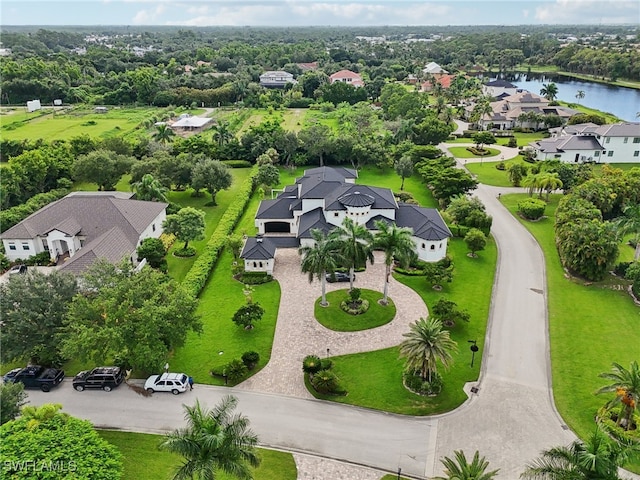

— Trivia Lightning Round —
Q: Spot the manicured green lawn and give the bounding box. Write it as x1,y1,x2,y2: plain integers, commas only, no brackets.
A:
500,193,640,472
314,289,396,331
465,160,521,187
447,146,501,159
165,168,251,282
1,107,158,142
309,237,496,415
98,430,297,480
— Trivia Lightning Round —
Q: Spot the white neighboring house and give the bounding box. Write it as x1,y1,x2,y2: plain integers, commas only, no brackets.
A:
422,62,448,77
241,167,452,273
481,79,518,98
329,69,364,87
529,122,640,164
259,71,297,88
0,192,167,274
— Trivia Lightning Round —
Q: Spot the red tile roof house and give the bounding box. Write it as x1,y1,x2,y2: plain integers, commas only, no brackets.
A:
329,69,364,87
420,74,456,92
0,192,168,274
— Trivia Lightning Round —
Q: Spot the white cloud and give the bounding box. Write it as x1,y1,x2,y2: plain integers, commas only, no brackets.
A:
132,4,167,24
534,0,637,23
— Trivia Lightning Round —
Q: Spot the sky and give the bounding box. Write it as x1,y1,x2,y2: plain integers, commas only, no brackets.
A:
1,0,638,26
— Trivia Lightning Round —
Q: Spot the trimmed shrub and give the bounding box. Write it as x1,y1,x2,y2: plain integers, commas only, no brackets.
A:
311,369,339,394
518,198,546,220
236,271,273,284
23,251,52,266
174,246,196,257
495,161,506,171
507,137,518,148
625,262,640,282
241,351,260,370
613,262,631,278
182,166,258,298
403,371,443,396
222,160,252,168
224,358,248,383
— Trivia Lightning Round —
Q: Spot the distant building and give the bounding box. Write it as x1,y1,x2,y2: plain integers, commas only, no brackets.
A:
329,69,364,87
259,71,297,88
94,106,108,114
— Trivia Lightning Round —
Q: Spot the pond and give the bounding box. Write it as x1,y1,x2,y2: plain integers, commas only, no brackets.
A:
494,73,640,122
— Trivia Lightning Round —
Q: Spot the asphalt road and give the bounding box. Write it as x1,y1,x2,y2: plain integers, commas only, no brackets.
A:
27,381,436,477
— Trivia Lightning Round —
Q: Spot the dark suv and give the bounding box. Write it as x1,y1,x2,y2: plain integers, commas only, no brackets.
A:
3,365,64,392
72,366,125,392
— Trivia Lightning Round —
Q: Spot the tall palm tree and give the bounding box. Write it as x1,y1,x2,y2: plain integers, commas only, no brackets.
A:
521,426,640,480
132,173,169,202
540,82,559,102
159,396,260,480
522,173,541,197
400,316,458,383
373,220,416,305
434,450,499,480
597,361,640,431
212,121,233,147
299,229,341,306
575,90,586,101
153,123,176,144
329,217,374,291
537,172,563,201
614,204,640,261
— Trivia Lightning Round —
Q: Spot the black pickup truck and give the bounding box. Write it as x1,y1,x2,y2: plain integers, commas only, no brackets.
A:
3,365,65,392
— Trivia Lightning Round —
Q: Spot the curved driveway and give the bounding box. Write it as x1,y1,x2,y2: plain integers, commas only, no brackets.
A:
27,146,628,479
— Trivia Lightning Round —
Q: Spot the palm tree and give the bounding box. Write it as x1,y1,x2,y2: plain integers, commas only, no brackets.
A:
540,82,559,102
537,172,563,201
132,173,169,202
399,316,458,383
373,220,416,305
575,90,586,101
153,123,176,144
299,229,341,306
329,217,374,291
522,173,541,197
212,121,233,147
159,396,260,480
521,426,640,480
614,204,640,261
434,450,499,480
597,361,640,431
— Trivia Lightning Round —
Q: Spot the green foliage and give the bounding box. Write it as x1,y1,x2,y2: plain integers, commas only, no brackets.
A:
434,450,499,480
0,269,78,365
446,195,492,231
0,382,27,425
136,237,167,269
223,160,252,168
0,188,69,233
236,271,273,285
403,370,443,395
518,198,547,220
302,355,323,375
225,358,249,383
431,298,470,327
231,302,265,330
61,260,201,373
0,404,123,479
423,259,454,288
255,163,280,187
464,228,487,256
311,369,340,394
182,166,257,298
72,149,133,191
417,157,478,207
625,262,640,282
507,162,528,187
191,159,233,205
241,351,260,370
159,396,259,480
163,206,206,250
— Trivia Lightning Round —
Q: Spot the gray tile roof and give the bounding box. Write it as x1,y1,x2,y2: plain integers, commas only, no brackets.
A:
256,198,295,220
303,166,358,181
325,184,397,211
240,236,277,260
594,122,640,137
298,208,332,238
485,80,517,88
58,227,133,274
395,204,451,241
532,135,604,153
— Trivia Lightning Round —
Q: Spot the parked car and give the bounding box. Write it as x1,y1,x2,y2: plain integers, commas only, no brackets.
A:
144,372,189,395
72,366,125,392
3,365,64,392
325,272,354,283
7,264,27,275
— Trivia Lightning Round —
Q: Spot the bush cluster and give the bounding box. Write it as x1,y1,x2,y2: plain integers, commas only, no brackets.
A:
518,198,547,220
1,189,69,233
236,271,273,285
222,160,252,168
403,371,443,396
182,166,258,298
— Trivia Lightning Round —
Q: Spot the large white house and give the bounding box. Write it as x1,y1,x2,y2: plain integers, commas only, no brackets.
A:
529,122,640,163
241,167,451,274
0,192,167,273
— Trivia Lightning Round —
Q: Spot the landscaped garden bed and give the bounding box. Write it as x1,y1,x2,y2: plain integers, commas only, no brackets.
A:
314,289,395,332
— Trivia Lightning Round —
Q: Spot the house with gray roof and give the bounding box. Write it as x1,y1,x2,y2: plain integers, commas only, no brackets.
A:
0,192,168,274
242,167,451,273
259,71,297,88
529,122,640,163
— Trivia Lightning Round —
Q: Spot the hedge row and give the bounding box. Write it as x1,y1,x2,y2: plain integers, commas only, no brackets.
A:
182,166,259,298
1,188,69,233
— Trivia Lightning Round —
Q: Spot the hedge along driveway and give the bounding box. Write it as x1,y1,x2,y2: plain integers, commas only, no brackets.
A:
500,193,640,472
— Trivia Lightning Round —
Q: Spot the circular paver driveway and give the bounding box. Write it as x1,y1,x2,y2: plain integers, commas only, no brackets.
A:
237,249,428,397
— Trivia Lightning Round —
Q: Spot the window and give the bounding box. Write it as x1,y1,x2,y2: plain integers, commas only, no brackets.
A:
634,151,639,157
8,242,16,251
624,137,628,144
421,243,425,249
594,151,600,157
334,212,339,217
605,137,610,143
608,151,614,157
253,262,257,268
22,242,30,250
633,137,640,143
439,243,442,249
259,262,263,268
430,245,435,250
42,240,49,251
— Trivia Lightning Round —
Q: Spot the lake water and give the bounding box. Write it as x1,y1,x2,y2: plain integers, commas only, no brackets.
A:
496,74,640,122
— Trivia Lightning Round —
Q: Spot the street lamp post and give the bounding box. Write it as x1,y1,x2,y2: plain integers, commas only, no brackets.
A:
468,340,479,368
